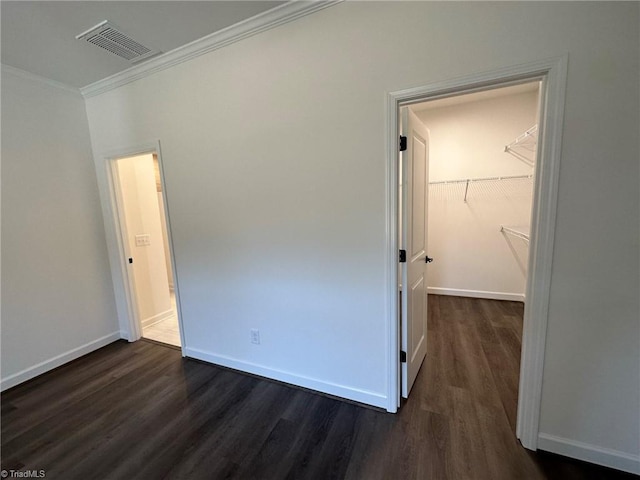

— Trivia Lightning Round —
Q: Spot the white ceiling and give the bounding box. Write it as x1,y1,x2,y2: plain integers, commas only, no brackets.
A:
411,81,540,112
1,1,285,88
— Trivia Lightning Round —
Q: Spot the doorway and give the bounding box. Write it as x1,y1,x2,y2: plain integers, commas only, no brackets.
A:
398,80,541,428
111,152,182,348
386,57,568,451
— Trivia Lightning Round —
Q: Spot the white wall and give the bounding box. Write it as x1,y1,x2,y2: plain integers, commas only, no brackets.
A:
116,154,171,326
1,67,119,389
417,91,538,182
83,2,639,470
416,91,539,299
157,192,174,290
427,178,532,300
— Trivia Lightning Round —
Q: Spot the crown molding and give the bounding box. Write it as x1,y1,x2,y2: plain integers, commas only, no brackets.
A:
80,0,343,99
1,64,81,96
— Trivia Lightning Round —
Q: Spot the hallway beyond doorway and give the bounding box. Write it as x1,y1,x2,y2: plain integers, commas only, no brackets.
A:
142,292,180,347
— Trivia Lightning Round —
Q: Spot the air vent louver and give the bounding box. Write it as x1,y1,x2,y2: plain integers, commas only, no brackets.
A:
76,20,160,63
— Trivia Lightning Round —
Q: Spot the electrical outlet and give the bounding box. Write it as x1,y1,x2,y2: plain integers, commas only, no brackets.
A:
250,329,260,345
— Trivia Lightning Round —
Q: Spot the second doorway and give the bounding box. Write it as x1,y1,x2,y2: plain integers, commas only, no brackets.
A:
113,152,181,347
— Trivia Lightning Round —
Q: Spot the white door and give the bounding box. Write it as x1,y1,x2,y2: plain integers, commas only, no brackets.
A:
400,107,430,398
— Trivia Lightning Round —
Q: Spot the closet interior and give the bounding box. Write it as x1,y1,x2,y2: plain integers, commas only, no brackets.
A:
414,81,541,302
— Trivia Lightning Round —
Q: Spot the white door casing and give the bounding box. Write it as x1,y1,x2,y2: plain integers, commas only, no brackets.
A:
386,57,568,452
400,107,430,398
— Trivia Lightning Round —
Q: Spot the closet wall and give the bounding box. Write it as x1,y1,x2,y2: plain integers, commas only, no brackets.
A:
416,86,539,300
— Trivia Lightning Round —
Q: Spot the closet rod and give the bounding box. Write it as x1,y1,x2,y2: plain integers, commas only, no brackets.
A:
428,174,532,186
500,225,530,243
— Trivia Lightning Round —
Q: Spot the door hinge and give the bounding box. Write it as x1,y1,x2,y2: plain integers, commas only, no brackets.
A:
128,257,133,264
400,351,407,363
399,135,407,152
399,249,406,263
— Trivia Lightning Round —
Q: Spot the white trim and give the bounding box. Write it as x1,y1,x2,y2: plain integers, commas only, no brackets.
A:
0,332,121,391
119,330,132,342
516,56,568,450
538,433,640,475
185,347,387,409
427,287,524,303
384,87,400,413
1,64,81,95
80,0,343,98
140,308,175,328
386,56,568,445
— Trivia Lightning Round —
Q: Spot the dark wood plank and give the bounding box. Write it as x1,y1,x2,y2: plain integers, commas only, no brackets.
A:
2,300,637,480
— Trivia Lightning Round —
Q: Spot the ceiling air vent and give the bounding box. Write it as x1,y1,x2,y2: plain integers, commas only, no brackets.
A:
76,20,160,63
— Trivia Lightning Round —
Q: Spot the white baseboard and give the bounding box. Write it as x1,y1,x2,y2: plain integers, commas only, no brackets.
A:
141,308,174,328
538,433,640,475
0,331,122,392
427,287,525,302
184,347,387,409
120,330,133,342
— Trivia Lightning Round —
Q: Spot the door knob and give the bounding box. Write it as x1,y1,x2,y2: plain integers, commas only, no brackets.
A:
425,256,433,263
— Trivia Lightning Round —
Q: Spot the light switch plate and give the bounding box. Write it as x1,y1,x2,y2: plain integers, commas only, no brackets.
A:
135,234,151,246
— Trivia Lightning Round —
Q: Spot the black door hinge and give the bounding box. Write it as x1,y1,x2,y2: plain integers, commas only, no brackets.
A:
128,258,133,264
399,249,406,263
400,351,407,363
399,135,407,152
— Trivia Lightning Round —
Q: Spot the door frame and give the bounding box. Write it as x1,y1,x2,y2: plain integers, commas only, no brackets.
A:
97,140,185,355
384,56,568,451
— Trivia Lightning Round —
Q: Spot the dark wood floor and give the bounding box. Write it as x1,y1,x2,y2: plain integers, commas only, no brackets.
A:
2,295,637,479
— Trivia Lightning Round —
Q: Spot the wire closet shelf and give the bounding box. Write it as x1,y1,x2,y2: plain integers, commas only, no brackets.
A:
428,174,533,202
500,225,530,243
504,124,538,167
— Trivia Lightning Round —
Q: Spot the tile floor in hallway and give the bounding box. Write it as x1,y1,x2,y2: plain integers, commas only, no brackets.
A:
142,292,180,347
